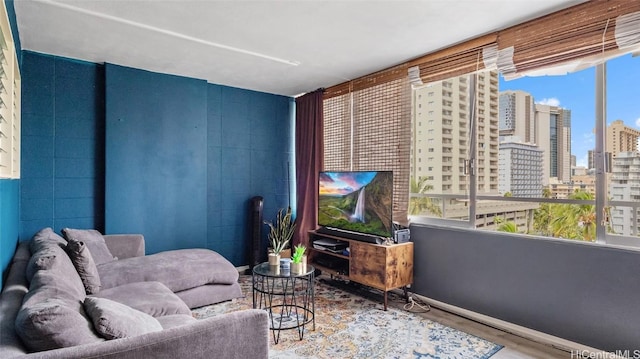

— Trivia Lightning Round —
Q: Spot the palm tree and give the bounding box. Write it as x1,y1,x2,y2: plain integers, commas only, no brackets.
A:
409,177,442,217
544,190,595,241
533,201,553,236
567,190,596,241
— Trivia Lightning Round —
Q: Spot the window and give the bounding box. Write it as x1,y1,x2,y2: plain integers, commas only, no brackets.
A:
0,3,20,179
323,1,640,245
410,56,640,247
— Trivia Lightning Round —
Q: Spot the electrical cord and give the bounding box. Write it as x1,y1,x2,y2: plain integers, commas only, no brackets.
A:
404,295,431,313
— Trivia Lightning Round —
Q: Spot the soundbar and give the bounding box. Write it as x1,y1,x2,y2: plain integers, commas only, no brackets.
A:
316,226,384,244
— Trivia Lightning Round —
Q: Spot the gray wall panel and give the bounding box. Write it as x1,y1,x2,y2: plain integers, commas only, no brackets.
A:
411,224,640,351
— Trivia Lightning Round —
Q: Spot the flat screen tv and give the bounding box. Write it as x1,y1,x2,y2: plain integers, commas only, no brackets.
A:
318,171,393,239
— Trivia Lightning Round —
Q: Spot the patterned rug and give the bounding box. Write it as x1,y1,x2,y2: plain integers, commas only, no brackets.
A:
192,275,503,359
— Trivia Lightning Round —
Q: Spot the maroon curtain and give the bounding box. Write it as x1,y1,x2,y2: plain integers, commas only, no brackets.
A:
294,89,324,246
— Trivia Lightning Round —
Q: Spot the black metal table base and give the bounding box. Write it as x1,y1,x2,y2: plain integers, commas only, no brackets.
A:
252,263,315,344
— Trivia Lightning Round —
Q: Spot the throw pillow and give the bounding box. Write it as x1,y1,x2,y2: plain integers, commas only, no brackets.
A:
15,297,103,352
65,239,101,294
83,297,163,340
61,228,116,265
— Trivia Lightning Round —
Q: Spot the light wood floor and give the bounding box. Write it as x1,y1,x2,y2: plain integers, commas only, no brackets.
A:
320,276,571,358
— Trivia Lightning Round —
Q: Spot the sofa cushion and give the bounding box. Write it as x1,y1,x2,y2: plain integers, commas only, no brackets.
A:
15,297,103,352
93,281,191,317
25,246,58,283
62,228,116,265
98,248,239,292
23,246,86,303
29,227,67,255
176,282,243,308
83,297,163,340
26,228,70,282
65,239,101,294
156,314,197,329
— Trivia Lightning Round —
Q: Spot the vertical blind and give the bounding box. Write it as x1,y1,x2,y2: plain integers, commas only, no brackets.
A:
323,65,411,225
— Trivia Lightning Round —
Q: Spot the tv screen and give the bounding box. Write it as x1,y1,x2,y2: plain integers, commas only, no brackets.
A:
318,171,393,238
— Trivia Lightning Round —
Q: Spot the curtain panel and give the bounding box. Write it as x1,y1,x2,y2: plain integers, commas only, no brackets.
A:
294,89,324,246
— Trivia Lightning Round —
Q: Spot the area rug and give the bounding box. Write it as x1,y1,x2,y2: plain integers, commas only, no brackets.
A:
192,275,503,359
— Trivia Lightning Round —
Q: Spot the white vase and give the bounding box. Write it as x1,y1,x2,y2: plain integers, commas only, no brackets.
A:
268,253,280,266
291,262,303,274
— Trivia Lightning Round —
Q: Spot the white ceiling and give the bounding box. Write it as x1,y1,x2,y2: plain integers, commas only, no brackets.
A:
14,0,585,97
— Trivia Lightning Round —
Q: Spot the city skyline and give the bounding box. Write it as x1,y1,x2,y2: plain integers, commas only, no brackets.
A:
499,53,640,168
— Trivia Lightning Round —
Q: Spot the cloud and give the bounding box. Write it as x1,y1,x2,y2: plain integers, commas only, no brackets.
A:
536,97,561,106
636,117,640,128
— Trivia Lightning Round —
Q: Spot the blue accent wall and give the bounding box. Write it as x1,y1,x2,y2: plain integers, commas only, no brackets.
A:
20,52,105,240
105,64,208,254
207,85,294,264
105,64,293,264
17,52,292,269
0,179,19,289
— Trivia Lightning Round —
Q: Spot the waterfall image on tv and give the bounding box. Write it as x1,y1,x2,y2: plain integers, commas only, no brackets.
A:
318,171,393,238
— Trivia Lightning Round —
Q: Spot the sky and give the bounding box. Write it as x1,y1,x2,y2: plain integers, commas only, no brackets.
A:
498,54,640,168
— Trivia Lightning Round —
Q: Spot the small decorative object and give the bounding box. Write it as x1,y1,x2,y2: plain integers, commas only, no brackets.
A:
264,207,295,265
291,244,307,273
279,257,291,271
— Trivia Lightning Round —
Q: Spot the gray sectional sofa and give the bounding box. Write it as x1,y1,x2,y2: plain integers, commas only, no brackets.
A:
0,228,269,358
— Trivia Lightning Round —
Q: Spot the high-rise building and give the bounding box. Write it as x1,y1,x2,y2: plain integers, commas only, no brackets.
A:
411,71,499,195
412,71,538,229
609,151,640,236
498,139,544,197
587,120,639,171
607,120,640,159
534,104,572,184
498,91,535,143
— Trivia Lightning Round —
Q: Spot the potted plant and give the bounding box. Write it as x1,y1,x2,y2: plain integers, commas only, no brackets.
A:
264,207,295,266
290,244,307,273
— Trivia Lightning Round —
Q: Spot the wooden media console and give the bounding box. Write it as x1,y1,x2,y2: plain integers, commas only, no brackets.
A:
308,230,413,310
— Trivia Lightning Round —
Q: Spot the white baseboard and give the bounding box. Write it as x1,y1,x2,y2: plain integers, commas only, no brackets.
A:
413,294,607,355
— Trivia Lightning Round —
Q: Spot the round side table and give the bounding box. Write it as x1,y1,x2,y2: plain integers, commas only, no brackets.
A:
252,262,315,344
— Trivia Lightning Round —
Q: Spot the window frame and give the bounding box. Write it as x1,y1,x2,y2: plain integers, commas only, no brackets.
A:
409,60,640,250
